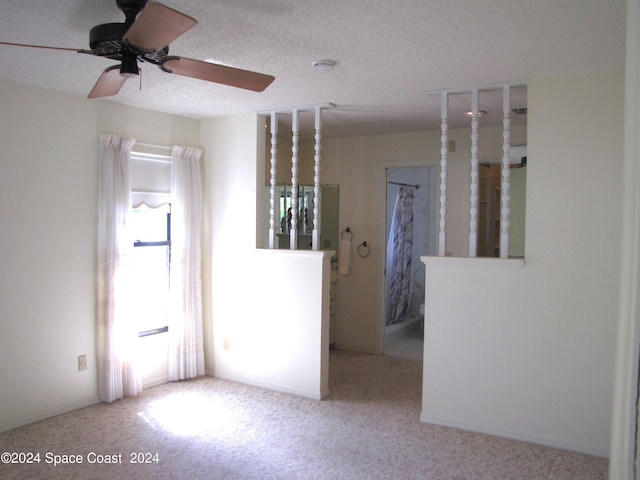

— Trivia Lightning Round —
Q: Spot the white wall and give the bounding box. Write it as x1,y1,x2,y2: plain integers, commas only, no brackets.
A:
201,114,330,399
0,69,624,459
421,70,624,456
0,82,332,430
0,80,199,431
0,82,99,431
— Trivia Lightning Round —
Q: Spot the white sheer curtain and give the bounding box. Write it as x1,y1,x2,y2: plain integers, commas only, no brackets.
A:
168,145,205,380
96,134,141,402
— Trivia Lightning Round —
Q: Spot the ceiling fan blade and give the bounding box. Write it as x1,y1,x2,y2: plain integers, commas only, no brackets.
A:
160,57,275,92
0,41,86,53
123,2,197,52
87,65,127,99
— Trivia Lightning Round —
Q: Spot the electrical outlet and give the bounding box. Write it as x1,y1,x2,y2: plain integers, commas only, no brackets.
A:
78,354,87,371
223,338,231,351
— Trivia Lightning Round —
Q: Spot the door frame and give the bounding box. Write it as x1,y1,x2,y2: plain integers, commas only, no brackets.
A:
610,0,640,476
376,159,440,355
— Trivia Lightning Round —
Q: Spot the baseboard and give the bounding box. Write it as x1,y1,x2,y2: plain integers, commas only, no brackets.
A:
214,371,327,400
419,413,609,459
0,396,100,434
331,344,378,355
142,376,168,389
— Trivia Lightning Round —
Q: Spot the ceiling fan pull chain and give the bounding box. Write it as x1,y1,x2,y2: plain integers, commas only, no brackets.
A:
139,67,142,91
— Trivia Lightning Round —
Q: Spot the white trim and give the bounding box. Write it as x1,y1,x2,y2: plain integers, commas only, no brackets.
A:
258,102,335,115
0,396,100,434
420,414,608,459
610,0,640,477
378,160,441,355
254,248,336,260
421,255,525,268
214,372,329,400
425,81,527,96
142,376,169,389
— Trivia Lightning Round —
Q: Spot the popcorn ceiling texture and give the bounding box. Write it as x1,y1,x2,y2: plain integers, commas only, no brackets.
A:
0,0,626,137
0,350,607,479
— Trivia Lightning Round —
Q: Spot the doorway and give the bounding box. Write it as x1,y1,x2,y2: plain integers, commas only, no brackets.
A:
383,166,438,360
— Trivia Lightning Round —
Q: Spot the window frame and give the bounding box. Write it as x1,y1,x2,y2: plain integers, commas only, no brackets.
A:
131,204,172,337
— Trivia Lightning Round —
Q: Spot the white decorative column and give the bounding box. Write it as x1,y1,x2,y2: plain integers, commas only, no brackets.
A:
259,103,333,251
500,84,511,258
268,112,278,249
290,109,299,250
312,106,322,250
438,91,448,257
468,88,479,257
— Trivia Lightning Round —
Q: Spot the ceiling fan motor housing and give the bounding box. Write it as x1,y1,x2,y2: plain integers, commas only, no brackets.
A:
89,23,128,58
89,22,168,63
116,0,149,22
89,0,168,63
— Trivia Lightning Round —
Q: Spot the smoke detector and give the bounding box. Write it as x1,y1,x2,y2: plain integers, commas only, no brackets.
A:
312,59,336,73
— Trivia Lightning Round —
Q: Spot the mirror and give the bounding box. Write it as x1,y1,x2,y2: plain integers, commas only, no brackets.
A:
265,184,339,257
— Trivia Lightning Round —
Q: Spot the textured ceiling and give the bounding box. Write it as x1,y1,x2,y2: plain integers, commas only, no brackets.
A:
0,0,626,138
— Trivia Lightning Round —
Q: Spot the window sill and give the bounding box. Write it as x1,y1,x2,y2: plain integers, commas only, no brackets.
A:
138,326,169,338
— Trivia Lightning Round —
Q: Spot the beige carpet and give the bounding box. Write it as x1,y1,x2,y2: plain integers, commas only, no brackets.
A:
0,350,608,479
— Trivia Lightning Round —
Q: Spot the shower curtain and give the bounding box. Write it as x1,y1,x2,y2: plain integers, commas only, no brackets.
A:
386,186,414,326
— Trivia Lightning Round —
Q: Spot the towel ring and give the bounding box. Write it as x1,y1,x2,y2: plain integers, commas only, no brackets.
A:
357,241,370,258
341,227,353,241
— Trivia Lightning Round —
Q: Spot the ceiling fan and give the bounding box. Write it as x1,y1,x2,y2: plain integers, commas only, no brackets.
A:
0,0,275,98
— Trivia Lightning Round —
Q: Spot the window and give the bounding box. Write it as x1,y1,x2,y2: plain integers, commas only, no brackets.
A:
129,203,171,336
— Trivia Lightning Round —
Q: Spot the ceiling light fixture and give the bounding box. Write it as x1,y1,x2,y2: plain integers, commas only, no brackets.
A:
312,59,336,73
120,51,139,78
465,110,487,118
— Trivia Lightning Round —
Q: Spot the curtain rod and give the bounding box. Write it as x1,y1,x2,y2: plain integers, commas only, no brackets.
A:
131,189,171,195
134,142,173,151
130,152,171,163
388,181,420,189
